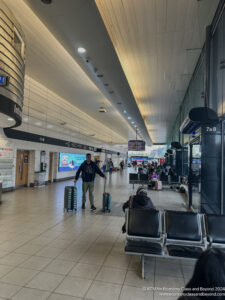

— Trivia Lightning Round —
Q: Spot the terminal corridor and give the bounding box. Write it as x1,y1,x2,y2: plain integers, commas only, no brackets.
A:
0,170,191,300
0,0,225,299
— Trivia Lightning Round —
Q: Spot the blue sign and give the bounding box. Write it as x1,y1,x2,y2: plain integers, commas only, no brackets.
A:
0,75,6,84
58,153,86,172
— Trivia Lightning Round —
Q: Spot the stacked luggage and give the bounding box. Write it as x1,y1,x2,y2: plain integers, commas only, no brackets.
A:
64,185,77,212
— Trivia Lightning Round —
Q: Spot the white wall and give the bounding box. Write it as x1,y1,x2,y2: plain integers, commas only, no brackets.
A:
0,128,96,189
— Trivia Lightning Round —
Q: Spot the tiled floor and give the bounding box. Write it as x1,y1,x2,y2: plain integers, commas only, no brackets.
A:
0,169,195,299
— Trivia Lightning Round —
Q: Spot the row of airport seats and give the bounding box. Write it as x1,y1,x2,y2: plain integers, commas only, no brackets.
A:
129,173,180,188
125,209,225,279
129,173,149,184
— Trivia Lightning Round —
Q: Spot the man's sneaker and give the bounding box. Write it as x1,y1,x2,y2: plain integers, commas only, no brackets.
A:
91,205,96,211
82,204,86,209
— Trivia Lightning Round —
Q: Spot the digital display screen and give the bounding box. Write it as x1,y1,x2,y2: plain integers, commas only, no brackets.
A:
58,153,86,172
0,75,6,85
128,140,145,151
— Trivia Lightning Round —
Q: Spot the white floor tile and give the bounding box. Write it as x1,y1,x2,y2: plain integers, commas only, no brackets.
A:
96,267,126,284
20,256,53,270
69,263,101,279
26,271,64,292
0,267,38,286
85,280,122,300
0,253,30,266
44,259,75,275
119,285,153,300
0,282,21,298
11,287,50,300
55,276,92,297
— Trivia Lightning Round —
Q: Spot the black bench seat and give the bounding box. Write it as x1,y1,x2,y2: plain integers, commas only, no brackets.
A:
125,208,207,279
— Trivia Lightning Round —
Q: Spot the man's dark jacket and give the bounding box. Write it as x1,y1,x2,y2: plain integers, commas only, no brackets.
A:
75,160,104,182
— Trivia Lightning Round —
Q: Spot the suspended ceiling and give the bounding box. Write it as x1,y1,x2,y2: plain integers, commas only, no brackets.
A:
96,0,219,143
4,0,151,146
3,0,220,145
4,0,139,147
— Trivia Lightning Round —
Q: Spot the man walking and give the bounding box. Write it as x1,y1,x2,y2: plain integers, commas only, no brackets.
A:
74,153,106,210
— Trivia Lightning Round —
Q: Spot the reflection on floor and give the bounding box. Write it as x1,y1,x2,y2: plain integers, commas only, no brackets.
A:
0,169,194,300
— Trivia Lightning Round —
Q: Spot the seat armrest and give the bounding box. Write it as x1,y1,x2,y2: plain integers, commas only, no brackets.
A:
125,209,129,234
207,235,213,248
162,232,167,246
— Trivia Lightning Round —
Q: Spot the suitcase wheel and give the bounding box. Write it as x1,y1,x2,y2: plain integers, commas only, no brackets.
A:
108,210,111,213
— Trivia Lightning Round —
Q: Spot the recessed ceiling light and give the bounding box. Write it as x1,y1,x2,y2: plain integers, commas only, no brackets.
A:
7,117,13,121
98,107,107,113
128,116,131,120
123,110,127,114
47,124,53,129
131,121,135,124
77,47,86,54
134,125,137,127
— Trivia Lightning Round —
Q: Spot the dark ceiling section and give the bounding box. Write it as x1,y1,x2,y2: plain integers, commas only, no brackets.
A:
24,0,151,145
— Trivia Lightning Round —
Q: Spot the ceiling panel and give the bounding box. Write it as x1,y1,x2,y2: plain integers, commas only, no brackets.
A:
95,0,220,143
4,0,136,146
21,0,151,144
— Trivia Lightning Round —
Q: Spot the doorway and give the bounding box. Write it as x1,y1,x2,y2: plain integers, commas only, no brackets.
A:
16,150,29,187
48,152,53,182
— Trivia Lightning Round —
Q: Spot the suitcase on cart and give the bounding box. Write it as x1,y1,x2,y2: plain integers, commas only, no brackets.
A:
64,184,77,212
102,178,111,212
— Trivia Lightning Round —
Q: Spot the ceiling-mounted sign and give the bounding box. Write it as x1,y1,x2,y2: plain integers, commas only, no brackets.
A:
128,140,145,151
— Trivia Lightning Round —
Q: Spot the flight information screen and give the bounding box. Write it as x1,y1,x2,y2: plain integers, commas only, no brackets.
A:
58,153,86,172
128,140,145,151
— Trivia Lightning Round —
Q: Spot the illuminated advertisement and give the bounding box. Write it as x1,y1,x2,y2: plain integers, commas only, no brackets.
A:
58,153,86,172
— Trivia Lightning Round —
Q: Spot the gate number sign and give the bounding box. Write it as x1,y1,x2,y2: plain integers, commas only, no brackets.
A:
206,126,217,132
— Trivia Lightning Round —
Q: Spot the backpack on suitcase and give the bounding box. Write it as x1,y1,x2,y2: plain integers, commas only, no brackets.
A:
64,184,77,212
102,178,111,213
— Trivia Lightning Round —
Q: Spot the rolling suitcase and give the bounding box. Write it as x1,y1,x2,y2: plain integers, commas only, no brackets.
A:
102,178,111,213
156,181,162,191
64,184,77,212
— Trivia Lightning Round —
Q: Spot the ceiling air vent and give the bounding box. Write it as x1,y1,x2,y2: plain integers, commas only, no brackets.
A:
98,107,107,113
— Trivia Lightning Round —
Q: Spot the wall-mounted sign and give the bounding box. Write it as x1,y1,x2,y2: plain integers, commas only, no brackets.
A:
0,147,13,159
4,129,118,155
59,153,86,172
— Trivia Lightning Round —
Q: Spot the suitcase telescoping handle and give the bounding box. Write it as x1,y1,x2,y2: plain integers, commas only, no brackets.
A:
104,177,106,194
